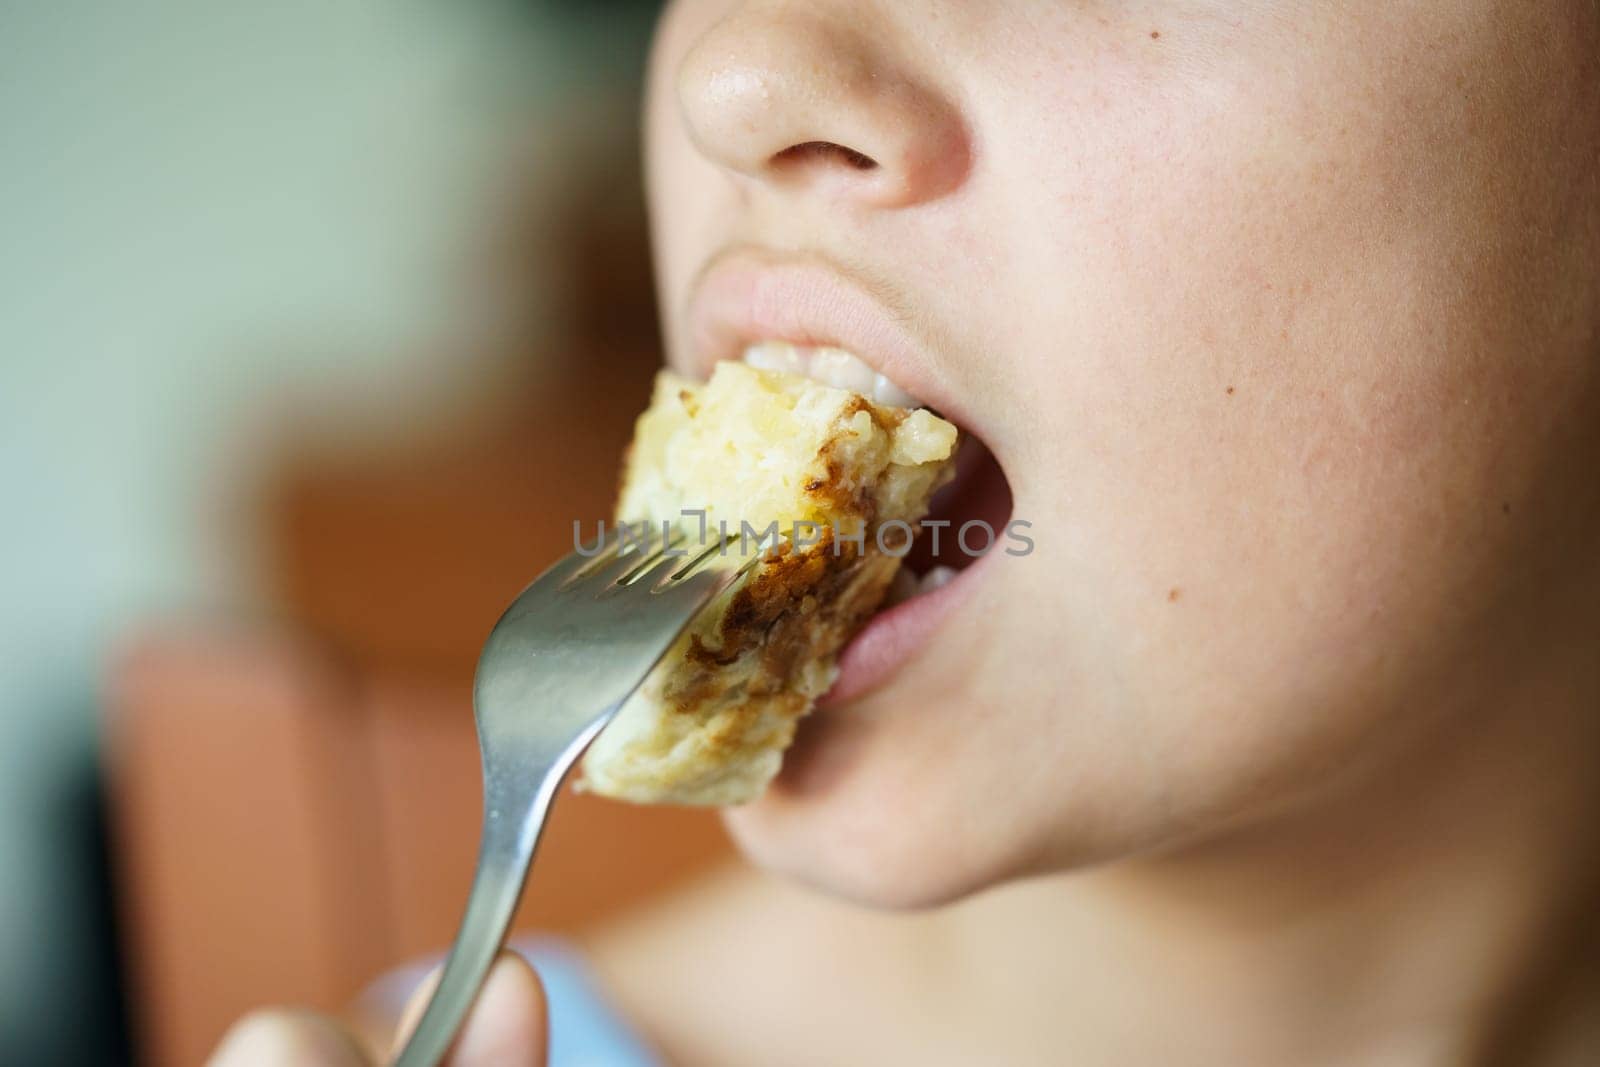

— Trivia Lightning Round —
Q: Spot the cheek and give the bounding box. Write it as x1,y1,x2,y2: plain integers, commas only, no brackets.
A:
959,12,1591,803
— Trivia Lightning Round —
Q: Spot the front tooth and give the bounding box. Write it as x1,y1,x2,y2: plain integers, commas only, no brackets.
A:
744,342,924,409
871,372,919,409
917,565,958,594
742,341,810,376
809,347,878,395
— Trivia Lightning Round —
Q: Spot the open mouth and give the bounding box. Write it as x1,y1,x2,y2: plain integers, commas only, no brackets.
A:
735,339,1014,703
685,248,1015,705
585,276,1011,803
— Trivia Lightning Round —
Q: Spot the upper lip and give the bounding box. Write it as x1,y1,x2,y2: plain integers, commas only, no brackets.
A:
682,246,971,428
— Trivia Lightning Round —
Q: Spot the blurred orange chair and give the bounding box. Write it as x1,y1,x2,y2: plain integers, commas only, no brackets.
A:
108,630,729,1067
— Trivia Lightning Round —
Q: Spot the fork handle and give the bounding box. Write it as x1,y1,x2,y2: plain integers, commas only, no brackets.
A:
391,729,597,1067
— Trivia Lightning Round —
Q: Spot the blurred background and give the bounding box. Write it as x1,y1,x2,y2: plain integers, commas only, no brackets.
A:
0,2,734,1063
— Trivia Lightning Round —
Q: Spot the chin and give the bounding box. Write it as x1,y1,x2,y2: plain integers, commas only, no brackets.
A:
716,678,1058,912
721,799,1008,912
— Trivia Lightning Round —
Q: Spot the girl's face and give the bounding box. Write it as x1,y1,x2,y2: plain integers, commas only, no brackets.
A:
645,1,1600,906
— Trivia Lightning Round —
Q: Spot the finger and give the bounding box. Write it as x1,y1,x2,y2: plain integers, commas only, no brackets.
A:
207,1009,371,1067
346,961,434,1058
390,952,548,1067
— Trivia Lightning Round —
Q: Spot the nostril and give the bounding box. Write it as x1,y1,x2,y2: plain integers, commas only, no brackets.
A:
773,141,880,171
676,11,969,207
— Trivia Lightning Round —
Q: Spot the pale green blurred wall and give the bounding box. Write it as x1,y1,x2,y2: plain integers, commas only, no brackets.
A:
0,1,649,1057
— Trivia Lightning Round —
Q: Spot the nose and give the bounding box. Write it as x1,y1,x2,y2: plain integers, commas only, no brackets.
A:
675,5,970,208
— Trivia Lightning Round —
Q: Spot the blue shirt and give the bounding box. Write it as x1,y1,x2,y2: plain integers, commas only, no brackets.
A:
515,937,660,1067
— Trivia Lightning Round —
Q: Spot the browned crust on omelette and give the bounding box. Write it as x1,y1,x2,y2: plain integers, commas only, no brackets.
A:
579,362,958,804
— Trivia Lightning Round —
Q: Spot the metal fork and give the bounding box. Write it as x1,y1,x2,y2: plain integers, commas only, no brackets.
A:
392,528,746,1066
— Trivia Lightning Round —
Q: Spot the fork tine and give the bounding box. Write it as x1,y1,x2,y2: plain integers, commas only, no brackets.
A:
582,532,661,588
560,521,672,589
617,535,715,592
610,527,690,587
544,524,631,588
667,536,741,582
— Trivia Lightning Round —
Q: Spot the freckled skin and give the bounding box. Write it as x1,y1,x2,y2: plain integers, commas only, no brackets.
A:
648,1,1600,908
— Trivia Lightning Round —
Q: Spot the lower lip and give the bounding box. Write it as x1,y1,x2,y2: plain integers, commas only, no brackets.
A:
821,553,991,707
